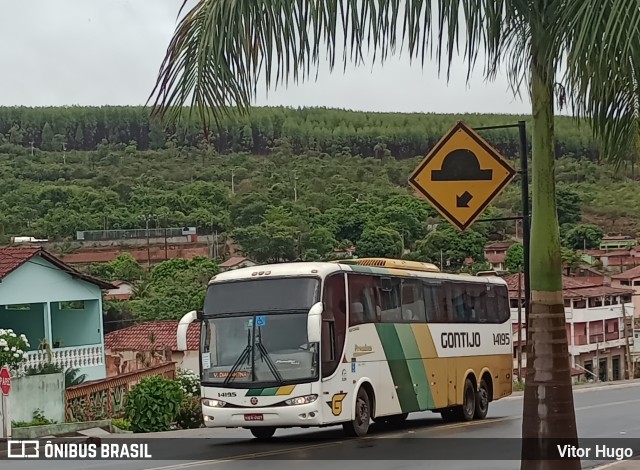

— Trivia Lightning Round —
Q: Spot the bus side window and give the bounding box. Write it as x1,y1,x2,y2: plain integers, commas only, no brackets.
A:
379,277,401,323
493,285,511,323
423,282,442,322
347,274,380,326
321,273,346,378
400,279,426,322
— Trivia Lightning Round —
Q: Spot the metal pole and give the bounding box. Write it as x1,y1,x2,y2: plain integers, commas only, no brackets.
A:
164,227,168,260
519,121,531,336
622,301,632,380
517,271,523,382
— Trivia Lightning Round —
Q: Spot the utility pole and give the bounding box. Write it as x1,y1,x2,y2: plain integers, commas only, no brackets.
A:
164,227,168,261
293,170,298,202
231,168,235,195
29,141,34,156
145,215,151,268
62,142,67,164
622,301,633,380
517,270,523,382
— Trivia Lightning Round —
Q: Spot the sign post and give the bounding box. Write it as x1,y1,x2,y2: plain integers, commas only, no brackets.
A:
0,365,11,438
408,120,517,231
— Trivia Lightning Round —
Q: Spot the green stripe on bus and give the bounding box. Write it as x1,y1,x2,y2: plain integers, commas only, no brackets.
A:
395,324,434,410
246,388,263,396
260,387,280,396
375,324,420,413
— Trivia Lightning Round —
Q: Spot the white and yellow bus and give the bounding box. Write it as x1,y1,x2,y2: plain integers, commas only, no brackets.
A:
177,258,513,439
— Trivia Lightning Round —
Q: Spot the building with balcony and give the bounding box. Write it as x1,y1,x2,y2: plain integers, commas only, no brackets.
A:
599,236,637,252
611,265,640,320
0,246,114,380
506,274,634,382
484,241,515,272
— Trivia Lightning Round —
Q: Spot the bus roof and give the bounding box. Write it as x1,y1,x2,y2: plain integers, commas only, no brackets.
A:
209,259,507,286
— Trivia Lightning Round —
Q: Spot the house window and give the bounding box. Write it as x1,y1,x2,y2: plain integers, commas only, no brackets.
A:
573,299,586,309
621,280,631,286
634,280,640,286
59,301,85,310
588,297,603,308
5,304,31,310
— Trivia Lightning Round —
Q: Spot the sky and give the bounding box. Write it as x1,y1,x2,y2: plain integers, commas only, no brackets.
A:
0,0,547,115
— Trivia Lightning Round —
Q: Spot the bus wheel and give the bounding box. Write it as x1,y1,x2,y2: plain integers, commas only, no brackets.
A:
458,378,476,421
343,387,371,437
474,379,490,420
250,427,276,439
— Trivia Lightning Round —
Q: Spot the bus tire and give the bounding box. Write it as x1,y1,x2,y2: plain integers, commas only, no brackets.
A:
250,427,276,439
342,387,371,437
458,377,476,421
474,379,490,420
448,378,476,422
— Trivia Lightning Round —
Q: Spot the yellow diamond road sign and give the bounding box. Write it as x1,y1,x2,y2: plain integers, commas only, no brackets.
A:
409,121,517,231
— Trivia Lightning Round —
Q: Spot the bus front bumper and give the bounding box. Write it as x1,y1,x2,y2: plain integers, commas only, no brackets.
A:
202,401,324,428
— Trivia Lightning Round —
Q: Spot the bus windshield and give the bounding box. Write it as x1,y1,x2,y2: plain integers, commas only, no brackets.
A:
200,277,320,386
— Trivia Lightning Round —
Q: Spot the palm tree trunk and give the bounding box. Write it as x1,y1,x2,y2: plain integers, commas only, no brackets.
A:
521,55,580,470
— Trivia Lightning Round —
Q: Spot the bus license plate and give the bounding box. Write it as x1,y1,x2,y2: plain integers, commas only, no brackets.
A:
244,414,264,421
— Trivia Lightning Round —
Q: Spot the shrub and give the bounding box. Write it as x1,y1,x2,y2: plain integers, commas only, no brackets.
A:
0,329,29,372
112,418,131,431
12,409,56,428
176,368,200,397
124,375,184,433
175,395,204,429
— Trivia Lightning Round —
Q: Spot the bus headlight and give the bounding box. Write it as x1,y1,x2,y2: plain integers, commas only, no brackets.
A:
202,398,226,408
284,395,318,406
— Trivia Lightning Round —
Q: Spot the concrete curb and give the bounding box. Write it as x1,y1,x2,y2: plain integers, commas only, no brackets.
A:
10,419,112,439
591,457,640,469
509,378,640,397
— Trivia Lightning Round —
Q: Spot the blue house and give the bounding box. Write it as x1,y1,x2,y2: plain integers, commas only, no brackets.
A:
0,246,115,381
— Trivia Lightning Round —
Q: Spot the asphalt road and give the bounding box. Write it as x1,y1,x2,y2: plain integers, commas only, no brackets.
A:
3,381,640,470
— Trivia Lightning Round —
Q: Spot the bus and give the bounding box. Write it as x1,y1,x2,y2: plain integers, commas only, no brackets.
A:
177,258,513,439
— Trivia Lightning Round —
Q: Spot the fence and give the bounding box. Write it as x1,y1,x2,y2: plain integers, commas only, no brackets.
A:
76,228,196,241
64,362,176,422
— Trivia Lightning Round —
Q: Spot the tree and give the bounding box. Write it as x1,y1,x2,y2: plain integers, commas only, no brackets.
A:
355,226,403,258
562,224,604,250
556,188,582,226
150,3,640,465
414,226,487,271
505,243,524,273
41,122,54,151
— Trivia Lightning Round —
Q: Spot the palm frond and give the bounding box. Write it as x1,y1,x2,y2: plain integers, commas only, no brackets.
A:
560,0,640,168
149,0,526,130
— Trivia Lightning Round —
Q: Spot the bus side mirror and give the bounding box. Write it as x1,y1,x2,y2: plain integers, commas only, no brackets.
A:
177,310,200,351
307,302,323,344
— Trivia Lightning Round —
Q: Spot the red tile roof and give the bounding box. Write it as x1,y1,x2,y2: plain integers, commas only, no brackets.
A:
503,273,633,299
219,256,251,267
104,320,201,351
0,246,115,289
0,246,40,279
611,265,640,280
602,250,633,257
485,241,515,251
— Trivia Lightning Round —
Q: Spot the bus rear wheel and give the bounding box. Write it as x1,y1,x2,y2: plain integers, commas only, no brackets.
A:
343,387,371,437
474,379,490,420
440,378,476,422
250,427,276,439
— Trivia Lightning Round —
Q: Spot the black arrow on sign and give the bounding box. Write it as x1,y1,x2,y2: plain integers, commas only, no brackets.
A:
456,191,473,208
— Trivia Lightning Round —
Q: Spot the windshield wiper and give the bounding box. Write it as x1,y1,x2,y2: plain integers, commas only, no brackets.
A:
255,326,284,384
223,327,252,386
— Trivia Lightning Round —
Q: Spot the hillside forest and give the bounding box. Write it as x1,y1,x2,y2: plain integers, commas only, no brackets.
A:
0,106,637,325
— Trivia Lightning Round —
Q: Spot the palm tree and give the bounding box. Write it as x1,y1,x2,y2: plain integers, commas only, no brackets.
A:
149,2,640,468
